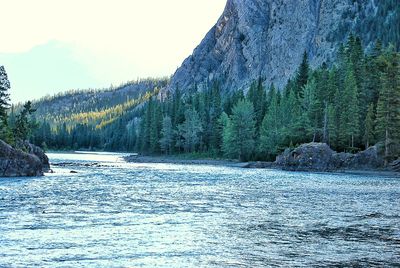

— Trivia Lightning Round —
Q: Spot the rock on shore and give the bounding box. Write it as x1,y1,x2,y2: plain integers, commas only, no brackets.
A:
275,143,384,172
0,140,49,177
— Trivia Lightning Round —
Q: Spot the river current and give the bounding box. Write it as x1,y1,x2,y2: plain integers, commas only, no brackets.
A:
0,152,399,267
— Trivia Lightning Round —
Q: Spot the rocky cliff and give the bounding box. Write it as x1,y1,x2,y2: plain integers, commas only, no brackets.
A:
167,0,398,93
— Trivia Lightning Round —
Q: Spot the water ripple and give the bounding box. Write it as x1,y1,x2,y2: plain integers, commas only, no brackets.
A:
0,152,399,267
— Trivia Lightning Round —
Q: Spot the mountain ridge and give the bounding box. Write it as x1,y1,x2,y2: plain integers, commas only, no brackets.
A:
166,0,399,93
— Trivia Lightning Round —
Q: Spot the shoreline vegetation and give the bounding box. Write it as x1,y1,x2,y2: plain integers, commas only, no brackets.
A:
24,36,400,170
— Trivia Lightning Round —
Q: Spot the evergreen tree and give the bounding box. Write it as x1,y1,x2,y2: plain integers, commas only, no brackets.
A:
295,51,309,98
327,104,337,148
0,66,12,143
160,116,174,154
223,99,256,161
220,112,232,158
364,103,375,149
0,66,10,123
339,66,360,150
14,101,37,141
260,89,282,159
302,79,321,141
149,102,162,153
376,47,400,165
176,107,203,153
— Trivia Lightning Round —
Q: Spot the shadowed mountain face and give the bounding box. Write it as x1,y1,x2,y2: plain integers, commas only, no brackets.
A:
167,0,399,93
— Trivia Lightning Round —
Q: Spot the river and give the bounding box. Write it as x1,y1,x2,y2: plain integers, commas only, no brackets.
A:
0,152,399,267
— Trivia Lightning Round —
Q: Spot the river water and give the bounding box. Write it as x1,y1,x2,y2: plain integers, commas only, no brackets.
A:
0,152,399,267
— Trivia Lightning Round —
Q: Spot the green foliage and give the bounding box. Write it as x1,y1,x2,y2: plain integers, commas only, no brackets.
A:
30,36,400,163
14,101,37,141
260,87,282,159
160,116,174,154
375,46,400,164
176,107,203,153
0,66,12,143
364,103,375,148
222,99,256,161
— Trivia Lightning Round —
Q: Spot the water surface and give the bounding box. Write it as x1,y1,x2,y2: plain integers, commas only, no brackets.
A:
0,152,399,267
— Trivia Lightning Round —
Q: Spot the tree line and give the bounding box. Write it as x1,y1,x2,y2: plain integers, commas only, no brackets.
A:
133,36,400,163
0,66,38,146
2,35,399,165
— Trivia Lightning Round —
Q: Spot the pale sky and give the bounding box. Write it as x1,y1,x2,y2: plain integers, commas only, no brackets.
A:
0,0,226,103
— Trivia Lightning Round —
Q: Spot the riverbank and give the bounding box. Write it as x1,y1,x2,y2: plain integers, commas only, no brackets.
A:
123,154,244,167
123,154,399,177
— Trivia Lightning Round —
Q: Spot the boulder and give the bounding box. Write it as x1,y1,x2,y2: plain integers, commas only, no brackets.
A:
275,143,385,172
16,140,50,172
242,161,275,169
275,143,335,171
345,146,384,170
389,159,400,172
0,140,44,177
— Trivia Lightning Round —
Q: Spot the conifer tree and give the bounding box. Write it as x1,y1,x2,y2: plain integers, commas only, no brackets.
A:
295,51,310,98
160,116,174,154
364,103,375,149
176,107,203,153
376,47,400,165
260,89,282,158
340,66,360,150
0,66,12,143
149,102,162,153
14,101,37,141
224,99,256,161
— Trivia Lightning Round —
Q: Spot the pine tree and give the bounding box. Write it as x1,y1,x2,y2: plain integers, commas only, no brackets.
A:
0,66,10,123
220,112,232,158
224,99,256,161
149,101,162,153
0,66,12,143
340,66,360,150
209,82,222,153
376,47,400,165
302,79,321,141
295,51,309,98
260,89,282,159
327,104,337,148
364,103,375,149
14,101,37,141
176,107,203,153
160,116,174,154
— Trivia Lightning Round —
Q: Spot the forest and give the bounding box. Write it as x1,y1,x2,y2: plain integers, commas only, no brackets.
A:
1,35,400,164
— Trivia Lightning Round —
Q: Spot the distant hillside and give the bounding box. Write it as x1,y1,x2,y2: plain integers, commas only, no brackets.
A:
33,78,168,121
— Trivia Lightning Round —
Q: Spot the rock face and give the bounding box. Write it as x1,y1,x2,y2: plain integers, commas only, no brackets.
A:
275,143,384,172
0,140,46,177
275,143,336,171
167,0,396,93
390,159,400,172
16,140,50,172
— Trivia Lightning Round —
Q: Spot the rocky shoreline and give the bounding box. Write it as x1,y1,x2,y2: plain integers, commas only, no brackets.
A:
0,140,50,177
124,143,399,176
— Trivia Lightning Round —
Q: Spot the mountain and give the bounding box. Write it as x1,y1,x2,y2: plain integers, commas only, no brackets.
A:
167,0,400,93
26,78,167,134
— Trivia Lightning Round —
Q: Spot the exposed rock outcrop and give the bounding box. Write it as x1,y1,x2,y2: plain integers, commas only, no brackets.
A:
16,140,50,172
167,0,397,94
275,143,336,171
389,159,400,172
0,140,45,177
275,143,385,172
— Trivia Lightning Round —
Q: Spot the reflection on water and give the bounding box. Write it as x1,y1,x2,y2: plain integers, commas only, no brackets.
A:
0,152,399,267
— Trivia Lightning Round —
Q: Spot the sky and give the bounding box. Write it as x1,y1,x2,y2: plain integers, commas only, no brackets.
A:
0,0,226,103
